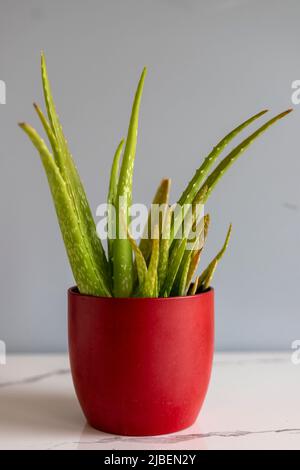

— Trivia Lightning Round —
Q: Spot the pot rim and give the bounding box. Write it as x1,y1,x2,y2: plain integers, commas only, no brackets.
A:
68,286,213,302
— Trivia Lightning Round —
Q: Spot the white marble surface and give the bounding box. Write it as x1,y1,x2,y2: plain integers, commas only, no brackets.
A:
0,353,299,450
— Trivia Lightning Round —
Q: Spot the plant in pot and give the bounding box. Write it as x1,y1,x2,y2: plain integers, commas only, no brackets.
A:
19,54,291,436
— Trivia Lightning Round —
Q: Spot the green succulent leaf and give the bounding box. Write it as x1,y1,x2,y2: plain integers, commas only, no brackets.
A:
40,53,111,292
19,123,111,297
198,224,232,291
157,206,172,291
178,253,193,296
201,110,292,202
161,237,187,297
188,275,199,296
171,184,207,247
201,259,218,291
178,213,210,295
33,103,60,165
113,68,147,297
178,109,268,207
185,249,202,294
140,178,170,261
107,139,124,269
171,212,209,295
138,226,160,297
127,230,148,288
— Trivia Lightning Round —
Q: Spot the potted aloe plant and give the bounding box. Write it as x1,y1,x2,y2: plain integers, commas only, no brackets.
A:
19,54,291,436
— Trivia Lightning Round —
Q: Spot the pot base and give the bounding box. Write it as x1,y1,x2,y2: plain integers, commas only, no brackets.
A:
86,415,197,437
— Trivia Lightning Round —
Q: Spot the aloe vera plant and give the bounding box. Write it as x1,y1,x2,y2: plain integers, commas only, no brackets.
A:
20,54,292,298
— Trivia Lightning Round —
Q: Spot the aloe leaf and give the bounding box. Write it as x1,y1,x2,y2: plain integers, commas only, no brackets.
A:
200,109,292,201
178,253,193,296
189,276,199,296
203,213,211,239
184,214,209,288
154,275,159,297
107,139,124,269
33,103,60,166
177,109,268,207
170,186,207,273
172,212,208,295
161,238,187,297
127,230,148,288
113,68,147,297
41,52,66,158
171,249,190,297
157,206,172,290
40,53,110,291
19,123,111,297
171,184,207,247
139,226,159,297
140,178,170,261
171,234,197,296
198,224,232,291
201,259,218,291
184,249,202,294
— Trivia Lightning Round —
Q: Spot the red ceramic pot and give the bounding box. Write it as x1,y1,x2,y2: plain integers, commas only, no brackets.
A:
68,287,214,436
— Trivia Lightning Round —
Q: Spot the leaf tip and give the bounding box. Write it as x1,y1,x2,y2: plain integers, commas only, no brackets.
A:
139,67,147,87
161,177,171,189
278,108,293,119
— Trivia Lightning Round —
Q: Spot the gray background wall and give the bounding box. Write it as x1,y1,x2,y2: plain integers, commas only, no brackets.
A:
0,0,299,352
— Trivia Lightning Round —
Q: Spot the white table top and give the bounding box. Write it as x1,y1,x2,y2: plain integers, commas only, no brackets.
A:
0,353,299,450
